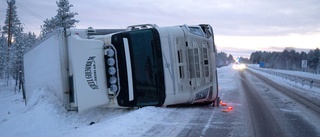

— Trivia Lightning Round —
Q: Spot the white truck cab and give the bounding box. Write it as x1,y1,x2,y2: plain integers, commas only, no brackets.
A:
24,24,218,112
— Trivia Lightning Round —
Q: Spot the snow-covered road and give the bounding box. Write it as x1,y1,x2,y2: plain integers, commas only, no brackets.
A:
242,69,320,136
0,65,319,137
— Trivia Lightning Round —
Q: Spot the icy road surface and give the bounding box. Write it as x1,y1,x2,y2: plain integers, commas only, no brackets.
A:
0,65,320,137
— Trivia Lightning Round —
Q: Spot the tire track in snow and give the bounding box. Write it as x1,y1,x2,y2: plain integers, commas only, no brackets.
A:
141,108,198,137
246,69,320,137
247,69,320,115
240,71,287,137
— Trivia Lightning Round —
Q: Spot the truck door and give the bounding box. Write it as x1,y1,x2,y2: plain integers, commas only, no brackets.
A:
68,35,110,112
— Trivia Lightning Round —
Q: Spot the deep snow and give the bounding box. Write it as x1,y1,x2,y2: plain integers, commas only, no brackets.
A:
0,65,319,137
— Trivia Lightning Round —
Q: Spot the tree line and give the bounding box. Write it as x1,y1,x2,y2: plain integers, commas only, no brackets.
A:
250,48,320,73
215,51,252,67
216,52,235,67
0,0,78,90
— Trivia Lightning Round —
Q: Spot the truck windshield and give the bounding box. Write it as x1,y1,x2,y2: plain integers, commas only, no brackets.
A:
128,29,165,106
113,28,165,107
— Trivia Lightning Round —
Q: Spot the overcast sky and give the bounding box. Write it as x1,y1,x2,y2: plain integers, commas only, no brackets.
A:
1,0,320,58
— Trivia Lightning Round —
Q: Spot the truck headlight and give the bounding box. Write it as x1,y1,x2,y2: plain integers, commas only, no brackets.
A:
105,49,115,57
110,85,118,93
107,58,115,66
104,44,120,96
108,67,116,75
109,76,117,84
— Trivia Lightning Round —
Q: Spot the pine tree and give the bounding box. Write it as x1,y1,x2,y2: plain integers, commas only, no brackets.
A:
227,54,235,64
249,48,319,72
216,52,228,67
2,0,21,45
0,30,7,79
56,0,79,29
249,51,262,64
308,48,320,72
40,17,57,38
25,32,37,50
10,26,23,89
1,0,22,85
40,0,79,38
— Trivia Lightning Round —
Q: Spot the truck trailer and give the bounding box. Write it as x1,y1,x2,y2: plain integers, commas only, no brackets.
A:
23,24,219,112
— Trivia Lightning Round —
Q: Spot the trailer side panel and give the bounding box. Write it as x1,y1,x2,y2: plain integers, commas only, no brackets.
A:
24,31,66,102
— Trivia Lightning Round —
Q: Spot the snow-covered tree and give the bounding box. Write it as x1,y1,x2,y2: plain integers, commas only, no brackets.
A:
10,25,24,88
25,32,37,50
1,0,22,85
56,0,79,29
5,23,37,91
2,0,21,44
40,17,57,38
249,51,262,64
0,31,8,79
249,48,320,73
216,52,234,67
227,54,235,64
238,57,250,64
308,48,320,72
40,0,79,38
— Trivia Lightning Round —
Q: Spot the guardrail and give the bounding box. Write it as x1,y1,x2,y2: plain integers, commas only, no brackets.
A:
248,67,320,89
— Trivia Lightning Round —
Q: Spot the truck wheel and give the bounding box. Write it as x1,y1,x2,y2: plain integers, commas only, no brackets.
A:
216,97,220,107
213,97,220,107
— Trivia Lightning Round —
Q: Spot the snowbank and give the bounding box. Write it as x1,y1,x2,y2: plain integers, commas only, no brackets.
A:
0,88,67,137
1,65,319,137
0,87,192,137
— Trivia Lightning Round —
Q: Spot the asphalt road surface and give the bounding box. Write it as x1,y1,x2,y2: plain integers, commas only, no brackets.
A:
240,70,286,137
141,68,320,137
243,69,320,137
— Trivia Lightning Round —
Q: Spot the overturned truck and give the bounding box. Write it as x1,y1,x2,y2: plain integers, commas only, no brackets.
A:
24,24,219,112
